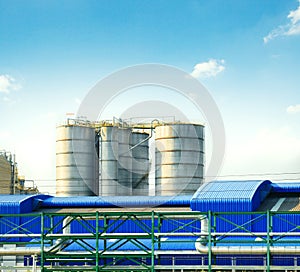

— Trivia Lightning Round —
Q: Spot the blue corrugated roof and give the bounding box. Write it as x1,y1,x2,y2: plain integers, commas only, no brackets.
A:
42,195,192,208
0,194,51,214
6,179,300,214
191,180,272,212
192,180,269,199
0,195,35,204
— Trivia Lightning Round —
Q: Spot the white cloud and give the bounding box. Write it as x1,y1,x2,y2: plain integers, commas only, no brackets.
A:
287,104,300,114
191,59,225,78
264,1,300,43
0,74,21,93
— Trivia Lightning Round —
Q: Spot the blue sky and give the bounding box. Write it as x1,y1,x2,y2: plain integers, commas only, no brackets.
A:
0,0,299,194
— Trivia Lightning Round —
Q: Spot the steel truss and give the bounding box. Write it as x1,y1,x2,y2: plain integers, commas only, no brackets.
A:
1,211,300,271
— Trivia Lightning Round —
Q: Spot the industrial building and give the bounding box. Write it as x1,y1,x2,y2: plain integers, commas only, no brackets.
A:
0,151,15,195
0,180,300,271
0,150,39,195
0,118,299,271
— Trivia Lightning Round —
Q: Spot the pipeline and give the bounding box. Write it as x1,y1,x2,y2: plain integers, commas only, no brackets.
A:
0,216,73,256
120,118,159,156
195,216,300,255
195,242,300,255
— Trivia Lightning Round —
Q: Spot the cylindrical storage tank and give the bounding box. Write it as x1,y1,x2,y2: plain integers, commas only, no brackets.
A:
100,126,119,196
0,154,13,194
155,124,204,196
117,128,132,196
56,125,99,196
131,132,149,196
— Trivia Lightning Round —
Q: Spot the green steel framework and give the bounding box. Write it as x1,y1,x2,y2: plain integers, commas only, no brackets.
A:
1,211,300,271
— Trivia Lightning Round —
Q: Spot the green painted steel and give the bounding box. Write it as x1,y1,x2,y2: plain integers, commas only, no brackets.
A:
2,211,300,271
266,209,271,272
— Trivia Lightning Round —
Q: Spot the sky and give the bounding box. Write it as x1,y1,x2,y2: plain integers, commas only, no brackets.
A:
0,0,299,195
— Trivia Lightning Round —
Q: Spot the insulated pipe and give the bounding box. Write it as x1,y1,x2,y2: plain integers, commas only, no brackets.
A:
195,241,300,255
62,216,72,235
195,216,300,255
200,215,208,242
0,217,73,256
53,216,73,250
0,248,41,256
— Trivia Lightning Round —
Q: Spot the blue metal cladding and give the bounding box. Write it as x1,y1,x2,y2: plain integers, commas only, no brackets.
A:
70,218,198,234
42,196,113,208
272,213,300,232
190,180,272,212
42,195,192,208
0,195,51,243
190,180,272,232
251,181,272,210
271,182,300,193
250,213,300,233
63,237,197,251
251,213,267,232
0,194,51,214
71,217,201,234
70,219,152,234
0,215,21,242
0,195,31,214
213,213,253,232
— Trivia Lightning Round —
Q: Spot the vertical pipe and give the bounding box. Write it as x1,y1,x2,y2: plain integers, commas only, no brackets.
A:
213,212,217,266
98,131,102,196
50,215,54,246
104,215,107,266
158,214,162,251
40,213,44,271
157,213,161,266
266,210,271,272
31,254,36,272
208,211,212,272
172,256,175,272
12,154,16,195
151,211,155,272
95,211,99,271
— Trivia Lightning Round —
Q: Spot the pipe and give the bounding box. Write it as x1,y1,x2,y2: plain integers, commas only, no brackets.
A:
0,248,41,256
195,241,300,255
0,217,73,256
32,254,37,272
195,216,300,255
62,216,72,235
120,119,158,156
200,215,208,242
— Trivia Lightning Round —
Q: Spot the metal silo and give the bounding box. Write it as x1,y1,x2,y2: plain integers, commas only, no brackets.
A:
131,132,149,196
100,126,133,196
155,123,204,196
117,128,132,196
56,124,99,196
99,126,119,196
